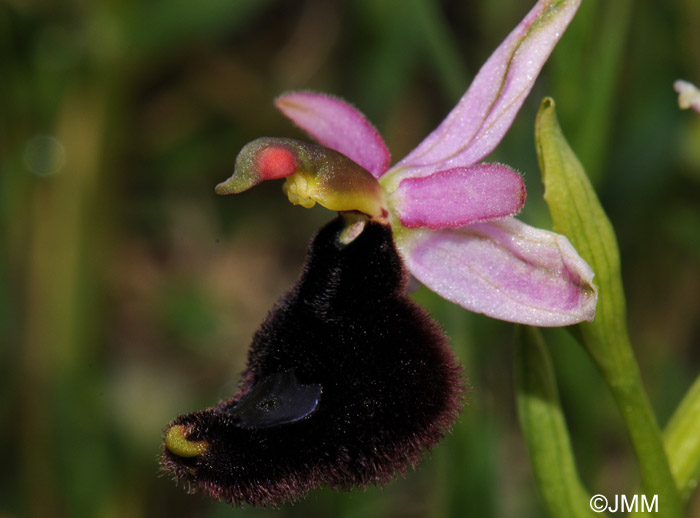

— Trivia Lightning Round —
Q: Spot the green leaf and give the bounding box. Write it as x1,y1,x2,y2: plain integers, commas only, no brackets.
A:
535,97,683,517
515,326,596,518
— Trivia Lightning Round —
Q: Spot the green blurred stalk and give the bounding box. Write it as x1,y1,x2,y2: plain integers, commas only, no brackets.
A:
515,326,596,518
551,0,633,185
408,0,470,102
20,87,107,518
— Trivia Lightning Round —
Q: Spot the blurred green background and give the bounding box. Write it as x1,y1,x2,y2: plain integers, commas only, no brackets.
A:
2,0,699,516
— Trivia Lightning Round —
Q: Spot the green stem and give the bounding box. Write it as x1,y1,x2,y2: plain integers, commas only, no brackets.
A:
581,321,681,517
579,282,677,509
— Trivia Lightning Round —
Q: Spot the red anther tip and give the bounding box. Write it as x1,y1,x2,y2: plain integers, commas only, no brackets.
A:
258,147,297,180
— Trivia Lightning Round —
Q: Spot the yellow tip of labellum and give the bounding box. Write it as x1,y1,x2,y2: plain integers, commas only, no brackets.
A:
165,425,210,458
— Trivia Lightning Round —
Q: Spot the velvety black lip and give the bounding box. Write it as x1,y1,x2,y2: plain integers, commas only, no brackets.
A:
161,217,465,507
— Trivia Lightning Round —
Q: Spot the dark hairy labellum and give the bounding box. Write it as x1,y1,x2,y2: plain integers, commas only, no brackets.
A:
161,217,465,506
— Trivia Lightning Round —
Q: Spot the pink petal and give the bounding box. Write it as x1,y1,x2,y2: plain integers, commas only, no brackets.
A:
391,0,581,182
275,91,391,178
395,218,597,326
391,164,526,229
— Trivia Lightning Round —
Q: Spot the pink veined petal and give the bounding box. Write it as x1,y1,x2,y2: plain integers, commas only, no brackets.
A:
275,91,391,178
391,0,581,182
390,164,526,229
395,218,597,326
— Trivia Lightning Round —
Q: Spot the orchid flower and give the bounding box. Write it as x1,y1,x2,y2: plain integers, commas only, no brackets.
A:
674,79,700,113
161,0,597,506
217,0,596,327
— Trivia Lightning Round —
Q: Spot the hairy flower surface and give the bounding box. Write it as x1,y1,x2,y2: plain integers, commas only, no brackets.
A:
217,0,597,327
161,218,463,506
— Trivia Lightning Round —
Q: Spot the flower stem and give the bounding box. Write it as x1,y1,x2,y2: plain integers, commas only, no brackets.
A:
580,320,682,517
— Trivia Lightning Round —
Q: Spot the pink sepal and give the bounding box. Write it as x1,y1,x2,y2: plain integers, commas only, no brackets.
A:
396,217,597,326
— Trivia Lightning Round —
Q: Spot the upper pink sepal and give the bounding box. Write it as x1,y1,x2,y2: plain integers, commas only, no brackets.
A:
392,0,581,182
275,91,391,178
396,218,597,326
392,164,526,229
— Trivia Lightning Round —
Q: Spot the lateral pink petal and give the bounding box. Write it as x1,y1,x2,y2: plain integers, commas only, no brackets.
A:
396,218,597,326
391,164,526,229
275,91,391,178
393,0,581,181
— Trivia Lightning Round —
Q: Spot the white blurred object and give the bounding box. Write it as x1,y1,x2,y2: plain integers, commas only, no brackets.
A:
674,80,700,113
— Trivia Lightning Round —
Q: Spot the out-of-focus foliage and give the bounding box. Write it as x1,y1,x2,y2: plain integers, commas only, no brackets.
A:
1,0,699,517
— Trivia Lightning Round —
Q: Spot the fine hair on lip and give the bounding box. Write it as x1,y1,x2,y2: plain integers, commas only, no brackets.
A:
161,217,465,507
